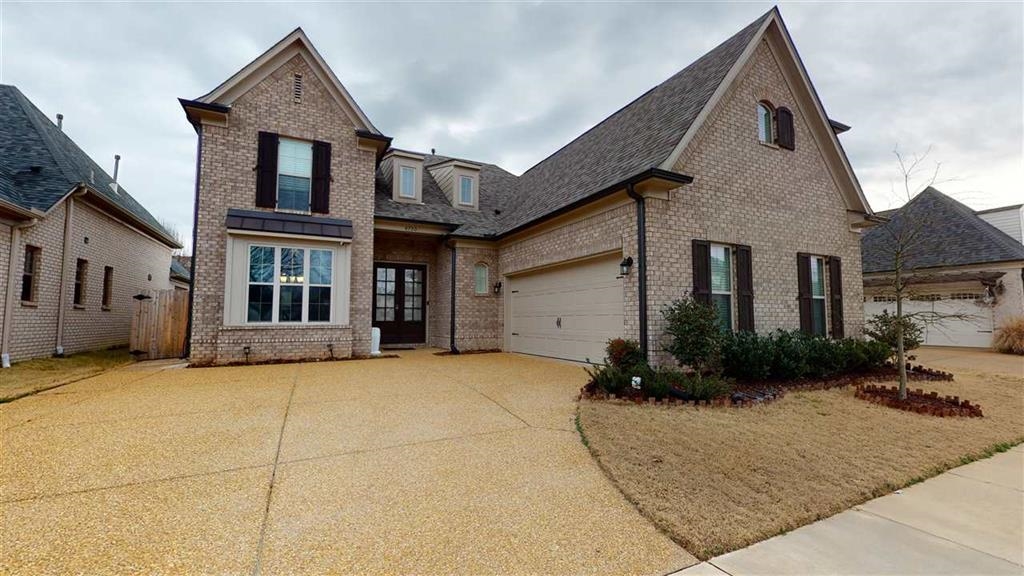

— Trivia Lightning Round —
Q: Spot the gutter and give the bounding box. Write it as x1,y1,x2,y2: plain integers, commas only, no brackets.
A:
625,183,649,360
54,190,85,356
1,219,38,368
443,236,459,354
183,123,203,359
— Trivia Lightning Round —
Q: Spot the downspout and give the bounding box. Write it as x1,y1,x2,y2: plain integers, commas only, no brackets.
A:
183,124,203,359
54,191,82,357
626,184,648,360
445,238,459,354
2,220,37,368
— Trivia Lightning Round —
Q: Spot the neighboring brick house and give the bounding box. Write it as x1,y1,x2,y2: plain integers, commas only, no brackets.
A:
181,8,876,366
0,85,182,366
862,187,1024,348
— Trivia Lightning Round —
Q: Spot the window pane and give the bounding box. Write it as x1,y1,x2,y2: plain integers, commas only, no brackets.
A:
249,246,275,283
459,176,473,204
310,249,332,285
247,285,274,322
280,248,304,283
758,104,772,143
277,174,311,211
710,245,731,292
278,138,312,177
712,294,732,332
474,264,488,294
308,286,331,322
811,299,826,336
400,166,416,198
810,258,825,297
279,285,303,322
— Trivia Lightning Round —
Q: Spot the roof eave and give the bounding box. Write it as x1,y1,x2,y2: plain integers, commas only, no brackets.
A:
80,185,183,249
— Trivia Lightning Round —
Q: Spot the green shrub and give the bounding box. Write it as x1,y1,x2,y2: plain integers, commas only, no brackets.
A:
865,310,923,359
642,367,682,400
804,334,846,378
605,338,645,370
586,365,629,395
857,339,891,370
678,373,734,401
769,330,810,380
721,331,774,381
662,296,723,374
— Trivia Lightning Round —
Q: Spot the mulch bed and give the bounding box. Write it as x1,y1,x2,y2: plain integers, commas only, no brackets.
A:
582,363,957,409
855,383,984,417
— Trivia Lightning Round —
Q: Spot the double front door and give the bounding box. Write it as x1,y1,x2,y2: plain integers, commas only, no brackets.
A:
373,263,426,345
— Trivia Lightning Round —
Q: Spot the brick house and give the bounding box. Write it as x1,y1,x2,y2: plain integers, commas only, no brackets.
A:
181,8,876,366
0,85,182,366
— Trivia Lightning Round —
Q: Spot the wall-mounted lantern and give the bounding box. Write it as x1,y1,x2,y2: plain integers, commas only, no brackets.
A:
619,256,634,276
493,281,503,295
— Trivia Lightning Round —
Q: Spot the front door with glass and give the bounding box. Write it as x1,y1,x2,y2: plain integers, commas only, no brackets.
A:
372,263,426,345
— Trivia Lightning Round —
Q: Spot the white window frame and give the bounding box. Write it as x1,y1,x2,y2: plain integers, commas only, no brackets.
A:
399,165,417,199
458,175,474,206
276,137,314,213
757,102,774,144
243,242,338,325
710,243,734,331
809,255,827,336
474,263,489,295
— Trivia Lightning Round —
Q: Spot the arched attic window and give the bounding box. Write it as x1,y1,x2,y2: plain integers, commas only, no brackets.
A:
757,101,774,144
474,263,490,295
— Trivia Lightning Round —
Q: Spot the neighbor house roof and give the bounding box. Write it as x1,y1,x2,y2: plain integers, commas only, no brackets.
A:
170,258,191,283
861,187,1024,274
0,85,180,247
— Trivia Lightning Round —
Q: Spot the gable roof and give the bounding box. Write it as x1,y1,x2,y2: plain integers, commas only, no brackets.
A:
861,187,1024,274
194,28,380,135
0,85,180,247
496,11,772,234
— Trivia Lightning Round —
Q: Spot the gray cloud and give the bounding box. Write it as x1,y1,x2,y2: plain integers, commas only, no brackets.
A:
2,2,1020,251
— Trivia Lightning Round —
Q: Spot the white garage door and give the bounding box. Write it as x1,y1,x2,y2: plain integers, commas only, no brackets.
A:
864,294,994,348
508,254,624,363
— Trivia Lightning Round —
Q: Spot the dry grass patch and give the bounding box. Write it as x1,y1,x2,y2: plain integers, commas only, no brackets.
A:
0,348,132,402
578,369,1023,560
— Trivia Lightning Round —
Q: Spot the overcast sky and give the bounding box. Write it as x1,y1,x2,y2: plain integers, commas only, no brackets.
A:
2,2,1021,251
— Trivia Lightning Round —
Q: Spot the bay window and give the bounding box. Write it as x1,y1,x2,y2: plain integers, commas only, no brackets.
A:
710,244,733,331
246,244,335,324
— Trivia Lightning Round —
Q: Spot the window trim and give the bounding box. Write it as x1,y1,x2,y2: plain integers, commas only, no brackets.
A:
757,101,775,145
458,175,474,206
73,258,88,308
244,242,336,325
809,255,827,336
399,165,417,199
473,262,489,295
20,245,41,304
710,243,734,331
276,137,314,214
102,266,114,311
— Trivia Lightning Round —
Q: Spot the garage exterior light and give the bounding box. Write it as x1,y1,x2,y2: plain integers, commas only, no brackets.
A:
619,256,634,276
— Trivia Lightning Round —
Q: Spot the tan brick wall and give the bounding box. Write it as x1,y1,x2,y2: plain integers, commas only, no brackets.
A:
2,198,174,362
644,39,865,365
453,244,502,350
190,55,376,365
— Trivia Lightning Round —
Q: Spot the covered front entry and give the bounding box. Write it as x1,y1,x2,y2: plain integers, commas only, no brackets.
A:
507,253,624,363
373,263,426,345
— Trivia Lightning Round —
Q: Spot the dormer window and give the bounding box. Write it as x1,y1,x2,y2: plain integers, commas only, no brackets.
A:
400,166,417,199
757,102,774,144
459,176,474,206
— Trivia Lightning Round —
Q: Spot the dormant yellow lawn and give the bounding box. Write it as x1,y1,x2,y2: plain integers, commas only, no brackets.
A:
578,360,1023,560
0,348,132,402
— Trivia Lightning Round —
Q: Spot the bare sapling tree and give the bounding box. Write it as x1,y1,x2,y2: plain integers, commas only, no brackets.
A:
158,218,189,257
876,146,971,399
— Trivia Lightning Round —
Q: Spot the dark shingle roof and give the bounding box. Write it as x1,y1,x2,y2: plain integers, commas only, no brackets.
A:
861,187,1024,273
373,10,771,238
170,259,191,282
0,84,178,245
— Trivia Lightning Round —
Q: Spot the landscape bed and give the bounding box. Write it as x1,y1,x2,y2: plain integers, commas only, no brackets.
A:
577,366,1023,560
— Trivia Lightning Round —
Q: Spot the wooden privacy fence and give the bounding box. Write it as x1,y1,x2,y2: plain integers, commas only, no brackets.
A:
130,288,188,360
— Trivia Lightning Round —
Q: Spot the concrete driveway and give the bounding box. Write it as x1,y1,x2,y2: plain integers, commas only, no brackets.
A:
0,350,694,575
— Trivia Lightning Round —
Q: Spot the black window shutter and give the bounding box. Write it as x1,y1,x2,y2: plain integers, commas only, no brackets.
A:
777,107,795,150
692,239,711,305
256,132,279,208
735,244,754,332
311,140,331,214
797,252,812,334
828,256,844,339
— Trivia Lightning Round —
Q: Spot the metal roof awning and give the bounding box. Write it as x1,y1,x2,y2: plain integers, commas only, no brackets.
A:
225,208,353,239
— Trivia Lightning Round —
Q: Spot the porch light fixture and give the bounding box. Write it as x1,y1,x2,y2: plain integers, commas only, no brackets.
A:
619,256,634,276
493,281,502,295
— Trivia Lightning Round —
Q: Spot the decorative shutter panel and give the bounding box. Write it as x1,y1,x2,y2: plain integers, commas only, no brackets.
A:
256,132,279,208
735,244,754,332
311,140,331,214
692,240,711,305
777,107,795,150
828,256,844,339
796,253,812,334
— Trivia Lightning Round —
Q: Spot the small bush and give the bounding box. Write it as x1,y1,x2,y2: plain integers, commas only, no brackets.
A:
770,330,810,380
678,373,734,401
804,334,846,379
866,310,923,359
643,367,681,400
585,364,631,395
605,338,645,370
721,331,774,381
662,296,723,374
993,316,1024,355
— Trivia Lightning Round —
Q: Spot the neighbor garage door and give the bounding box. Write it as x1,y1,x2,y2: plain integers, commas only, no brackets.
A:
864,293,994,348
508,254,624,363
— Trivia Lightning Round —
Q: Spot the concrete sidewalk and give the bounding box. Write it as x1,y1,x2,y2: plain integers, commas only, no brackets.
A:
677,446,1024,575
